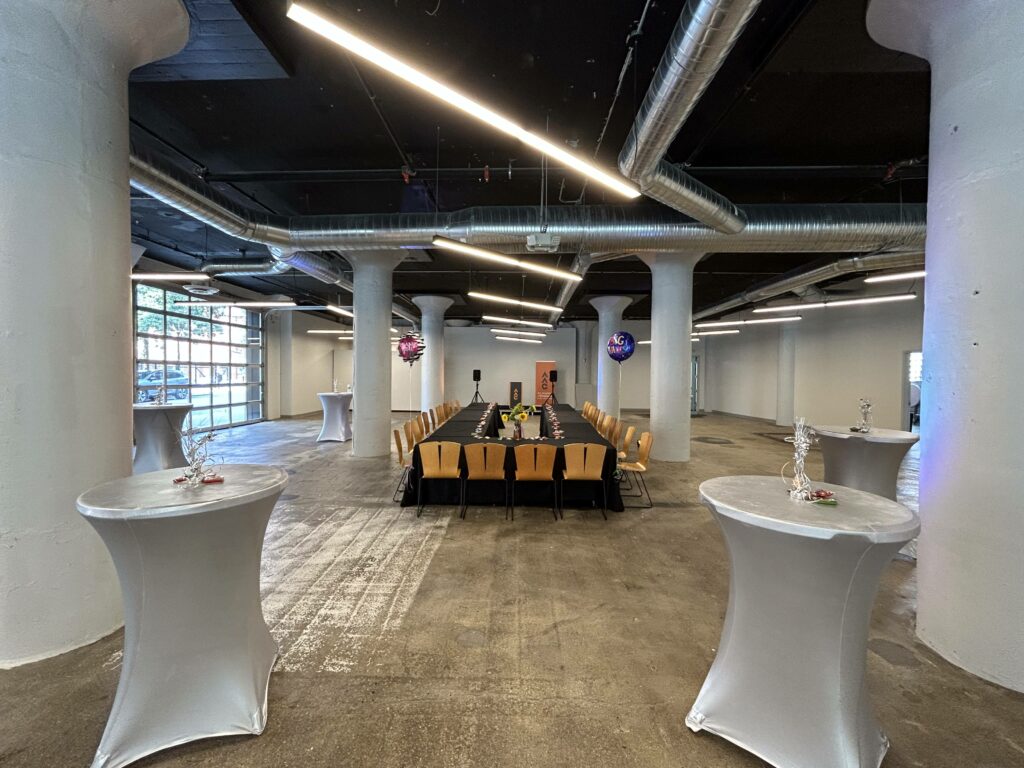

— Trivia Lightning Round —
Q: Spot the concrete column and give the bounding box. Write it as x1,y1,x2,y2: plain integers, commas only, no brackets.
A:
571,320,597,407
0,0,188,667
589,296,633,419
868,0,1024,692
412,296,454,410
349,252,404,457
775,324,797,427
641,254,702,462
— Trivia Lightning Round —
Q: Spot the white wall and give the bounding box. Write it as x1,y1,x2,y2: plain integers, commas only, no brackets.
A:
272,313,354,417
705,326,779,420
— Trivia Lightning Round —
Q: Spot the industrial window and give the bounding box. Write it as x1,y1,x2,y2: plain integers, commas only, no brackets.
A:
134,283,265,430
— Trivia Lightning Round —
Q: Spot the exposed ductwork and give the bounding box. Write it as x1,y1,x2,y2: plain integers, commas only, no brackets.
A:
693,250,926,319
201,259,290,277
618,0,763,233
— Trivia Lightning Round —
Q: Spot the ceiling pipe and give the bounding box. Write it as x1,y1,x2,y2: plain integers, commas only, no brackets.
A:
618,0,763,233
200,259,291,277
693,250,926,319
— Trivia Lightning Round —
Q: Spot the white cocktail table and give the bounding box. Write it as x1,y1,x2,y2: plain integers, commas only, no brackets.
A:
317,391,353,442
812,425,919,500
688,476,919,768
77,464,288,768
132,403,193,474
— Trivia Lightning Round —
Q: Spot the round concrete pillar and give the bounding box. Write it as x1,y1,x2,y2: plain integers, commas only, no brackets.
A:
868,0,1024,691
412,296,454,411
641,254,702,461
589,296,633,419
350,252,403,458
571,320,597,408
0,0,189,666
776,324,797,427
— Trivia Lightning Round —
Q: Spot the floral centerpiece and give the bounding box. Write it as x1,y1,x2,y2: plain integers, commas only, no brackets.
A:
502,403,535,440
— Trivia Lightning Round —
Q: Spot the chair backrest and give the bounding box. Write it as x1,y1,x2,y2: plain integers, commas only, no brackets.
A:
636,431,654,467
610,419,624,448
430,407,440,429
563,442,606,480
420,411,431,435
419,441,462,478
404,420,416,451
464,443,507,479
454,400,461,409
393,429,405,466
514,443,558,480
619,425,636,454
411,417,425,443
598,414,612,437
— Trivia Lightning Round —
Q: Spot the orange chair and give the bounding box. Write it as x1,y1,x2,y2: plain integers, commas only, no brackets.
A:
511,443,559,521
411,416,425,444
462,443,509,520
561,443,608,520
416,441,463,517
619,431,654,507
393,429,412,502
420,411,432,436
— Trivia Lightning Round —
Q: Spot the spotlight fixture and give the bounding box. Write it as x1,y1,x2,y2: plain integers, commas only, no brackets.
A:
752,293,917,313
864,270,927,284
468,291,561,313
432,237,582,283
132,273,211,281
694,316,802,329
286,3,639,200
481,314,553,329
326,304,355,318
693,330,741,336
487,328,546,338
494,335,543,344
172,300,296,308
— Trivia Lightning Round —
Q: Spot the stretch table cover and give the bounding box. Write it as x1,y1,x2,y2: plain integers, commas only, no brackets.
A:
132,403,192,474
688,476,919,768
317,392,353,442
813,426,919,501
77,464,288,768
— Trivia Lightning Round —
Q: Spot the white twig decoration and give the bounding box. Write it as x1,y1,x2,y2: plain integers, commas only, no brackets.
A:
784,417,814,501
857,398,873,433
177,429,221,486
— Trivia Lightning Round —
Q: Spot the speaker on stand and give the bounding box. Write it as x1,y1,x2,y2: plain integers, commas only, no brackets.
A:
543,369,559,406
470,369,484,404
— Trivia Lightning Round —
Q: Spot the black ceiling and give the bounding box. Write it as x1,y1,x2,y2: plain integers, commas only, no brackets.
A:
129,0,930,320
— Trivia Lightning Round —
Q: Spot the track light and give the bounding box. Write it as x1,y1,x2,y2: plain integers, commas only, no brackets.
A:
326,304,355,317
752,293,917,313
481,315,553,329
694,316,802,329
488,328,546,338
864,270,926,284
468,291,562,313
132,273,210,281
432,237,582,283
494,335,543,344
286,3,639,200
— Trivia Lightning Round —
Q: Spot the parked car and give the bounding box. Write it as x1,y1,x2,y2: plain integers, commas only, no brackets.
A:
137,369,189,401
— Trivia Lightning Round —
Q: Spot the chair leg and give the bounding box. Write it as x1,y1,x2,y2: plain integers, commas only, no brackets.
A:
510,482,515,521
600,480,608,520
505,480,510,521
417,476,424,517
637,471,652,508
551,481,559,521
460,479,467,520
392,467,408,503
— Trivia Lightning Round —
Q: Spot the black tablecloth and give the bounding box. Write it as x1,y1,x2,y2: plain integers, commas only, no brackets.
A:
400,404,624,512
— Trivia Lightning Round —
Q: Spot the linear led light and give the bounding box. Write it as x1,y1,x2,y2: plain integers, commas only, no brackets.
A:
481,314,553,329
691,337,701,342
432,237,582,283
286,2,639,199
864,270,926,284
173,300,295,308
326,304,355,318
132,273,211,281
753,293,917,313
693,329,740,336
695,316,802,329
638,340,651,345
307,329,352,334
468,291,562,313
487,328,546,338
390,327,399,333
494,335,543,344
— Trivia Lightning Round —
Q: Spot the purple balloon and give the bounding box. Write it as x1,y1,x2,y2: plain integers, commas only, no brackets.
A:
607,331,635,363
397,334,424,365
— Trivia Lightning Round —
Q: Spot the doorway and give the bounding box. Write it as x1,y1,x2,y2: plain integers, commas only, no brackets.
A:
902,351,923,432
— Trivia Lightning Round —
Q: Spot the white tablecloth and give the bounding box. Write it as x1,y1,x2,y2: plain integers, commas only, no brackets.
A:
813,425,919,500
132,403,192,474
317,392,353,442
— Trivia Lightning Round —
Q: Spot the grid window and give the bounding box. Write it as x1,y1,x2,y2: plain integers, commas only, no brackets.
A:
134,284,265,430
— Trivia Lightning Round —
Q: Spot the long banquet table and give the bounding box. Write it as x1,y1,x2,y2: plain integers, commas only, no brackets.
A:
400,403,624,512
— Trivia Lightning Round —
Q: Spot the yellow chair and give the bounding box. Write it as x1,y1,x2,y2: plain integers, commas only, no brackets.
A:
393,429,413,502
609,419,624,450
617,425,636,460
420,411,432,436
462,443,509,520
416,441,463,517
404,420,416,451
511,443,559,521
619,431,654,507
561,443,608,520
411,416,425,444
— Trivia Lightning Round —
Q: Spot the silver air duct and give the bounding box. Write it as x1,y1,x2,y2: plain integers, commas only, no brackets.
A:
693,250,926,319
618,0,762,233
201,259,290,277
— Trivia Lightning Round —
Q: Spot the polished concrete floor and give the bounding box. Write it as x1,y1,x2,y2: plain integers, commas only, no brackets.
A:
2,412,1022,768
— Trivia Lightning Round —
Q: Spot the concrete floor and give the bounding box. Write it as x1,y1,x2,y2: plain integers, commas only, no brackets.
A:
2,412,1022,768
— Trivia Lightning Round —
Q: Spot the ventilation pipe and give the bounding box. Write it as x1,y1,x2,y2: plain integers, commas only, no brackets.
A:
201,259,290,276
618,0,763,233
693,250,926,319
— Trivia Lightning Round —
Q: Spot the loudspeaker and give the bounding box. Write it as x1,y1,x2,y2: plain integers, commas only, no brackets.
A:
549,369,558,383
473,369,481,382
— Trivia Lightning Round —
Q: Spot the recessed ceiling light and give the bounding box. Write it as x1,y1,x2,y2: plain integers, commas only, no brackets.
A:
468,291,562,313
494,335,543,344
481,315,553,329
286,2,639,199
487,328,546,338
752,294,917,313
132,273,211,281
432,237,582,283
695,316,802,328
864,270,926,284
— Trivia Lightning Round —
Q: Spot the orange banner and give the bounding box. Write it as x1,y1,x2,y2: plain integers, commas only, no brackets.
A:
535,361,557,405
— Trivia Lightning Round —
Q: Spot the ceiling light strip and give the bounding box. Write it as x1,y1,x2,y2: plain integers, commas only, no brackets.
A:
326,303,355,317
864,270,927,284
468,291,562,313
432,237,582,283
752,293,917,313
695,316,802,329
172,300,296,308
494,335,543,344
481,314,553,329
132,273,211,281
487,328,546,338
693,329,741,336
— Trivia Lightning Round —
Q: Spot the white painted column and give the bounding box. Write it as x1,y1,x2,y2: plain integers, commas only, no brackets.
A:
571,320,597,407
349,252,404,457
868,0,1024,692
412,296,453,411
775,324,796,427
641,254,702,462
0,0,188,667
589,296,633,419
